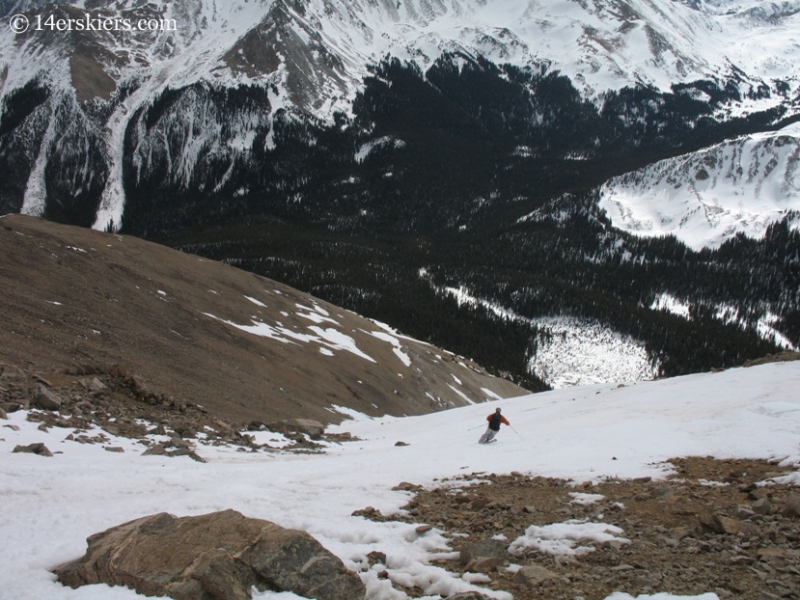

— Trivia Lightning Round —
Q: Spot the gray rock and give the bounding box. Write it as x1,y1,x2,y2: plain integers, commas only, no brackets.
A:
752,497,772,515
33,385,63,411
782,494,800,519
448,593,496,599
459,539,508,567
513,564,559,587
54,509,365,600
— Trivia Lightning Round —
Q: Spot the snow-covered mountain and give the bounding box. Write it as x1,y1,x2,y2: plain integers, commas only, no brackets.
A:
2,0,799,388
599,121,800,249
1,0,799,230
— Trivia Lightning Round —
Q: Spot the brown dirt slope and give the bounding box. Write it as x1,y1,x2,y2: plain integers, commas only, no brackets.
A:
0,214,525,426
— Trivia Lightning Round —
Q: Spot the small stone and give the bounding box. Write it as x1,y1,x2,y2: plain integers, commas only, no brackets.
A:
752,498,772,516
781,494,800,519
513,564,559,587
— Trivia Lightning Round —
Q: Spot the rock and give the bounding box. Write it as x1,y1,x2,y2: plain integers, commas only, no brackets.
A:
513,564,559,587
88,378,108,393
752,498,772,515
464,556,504,573
781,494,800,519
54,509,365,600
13,442,53,457
289,418,325,439
448,593,496,599
698,513,760,537
459,539,507,567
33,385,63,411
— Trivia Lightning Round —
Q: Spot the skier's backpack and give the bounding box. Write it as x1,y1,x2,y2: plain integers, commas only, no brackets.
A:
489,413,502,430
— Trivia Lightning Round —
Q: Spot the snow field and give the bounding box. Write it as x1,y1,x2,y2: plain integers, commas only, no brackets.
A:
1,360,799,599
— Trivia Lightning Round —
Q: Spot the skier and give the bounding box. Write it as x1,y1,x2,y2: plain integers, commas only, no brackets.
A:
478,408,509,444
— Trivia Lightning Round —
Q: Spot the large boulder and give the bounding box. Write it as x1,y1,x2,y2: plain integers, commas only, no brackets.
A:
54,509,365,600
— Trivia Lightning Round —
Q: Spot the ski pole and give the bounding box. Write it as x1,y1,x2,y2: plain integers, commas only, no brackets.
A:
509,425,523,440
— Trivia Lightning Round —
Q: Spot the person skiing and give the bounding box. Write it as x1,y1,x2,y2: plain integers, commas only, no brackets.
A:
478,408,509,444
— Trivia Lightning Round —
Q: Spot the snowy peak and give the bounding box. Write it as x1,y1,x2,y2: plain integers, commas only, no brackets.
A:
3,0,799,117
599,122,800,249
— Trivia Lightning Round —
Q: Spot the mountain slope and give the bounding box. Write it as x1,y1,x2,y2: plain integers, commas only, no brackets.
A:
1,0,800,389
0,214,524,425
599,121,800,249
2,355,799,599
1,0,799,229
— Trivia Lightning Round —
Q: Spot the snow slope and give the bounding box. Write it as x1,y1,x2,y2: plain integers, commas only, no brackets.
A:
2,359,799,600
599,122,800,250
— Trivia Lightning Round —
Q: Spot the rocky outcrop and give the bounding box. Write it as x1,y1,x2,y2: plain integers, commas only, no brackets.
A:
384,458,800,600
55,509,365,600
0,362,319,455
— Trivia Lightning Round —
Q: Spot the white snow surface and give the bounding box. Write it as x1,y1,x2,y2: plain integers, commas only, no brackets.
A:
2,360,800,600
529,317,657,389
599,122,800,250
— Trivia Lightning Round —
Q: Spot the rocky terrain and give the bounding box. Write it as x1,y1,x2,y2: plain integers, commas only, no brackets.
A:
1,360,359,458
379,459,800,600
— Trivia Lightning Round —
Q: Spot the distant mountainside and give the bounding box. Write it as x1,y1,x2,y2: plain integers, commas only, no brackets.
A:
1,0,799,389
0,214,524,425
600,122,800,250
